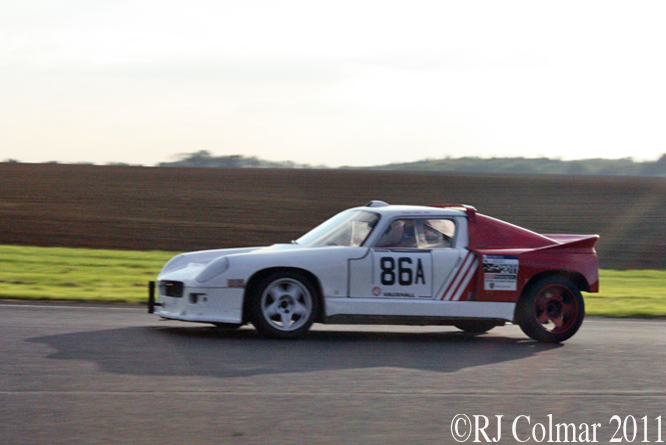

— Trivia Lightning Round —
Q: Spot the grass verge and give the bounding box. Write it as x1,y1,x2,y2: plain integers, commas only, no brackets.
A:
0,245,175,303
0,245,664,317
586,269,666,317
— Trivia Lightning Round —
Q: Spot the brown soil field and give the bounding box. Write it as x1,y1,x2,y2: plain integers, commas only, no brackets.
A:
1,163,665,269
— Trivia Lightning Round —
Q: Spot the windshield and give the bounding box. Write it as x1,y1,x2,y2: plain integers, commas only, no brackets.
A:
296,209,380,247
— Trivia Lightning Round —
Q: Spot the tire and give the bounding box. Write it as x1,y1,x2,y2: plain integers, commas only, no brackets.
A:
516,275,585,343
248,271,319,339
454,320,497,334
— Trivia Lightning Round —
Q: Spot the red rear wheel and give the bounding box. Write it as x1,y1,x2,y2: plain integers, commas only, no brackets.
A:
516,276,584,343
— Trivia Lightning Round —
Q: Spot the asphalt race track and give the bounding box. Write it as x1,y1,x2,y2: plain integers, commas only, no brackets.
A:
2,301,666,445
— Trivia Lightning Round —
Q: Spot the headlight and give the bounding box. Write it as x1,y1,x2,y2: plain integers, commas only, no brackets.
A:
196,257,229,283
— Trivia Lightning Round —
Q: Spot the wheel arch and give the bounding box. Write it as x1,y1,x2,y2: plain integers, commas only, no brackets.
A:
523,269,591,294
242,267,325,324
515,270,588,322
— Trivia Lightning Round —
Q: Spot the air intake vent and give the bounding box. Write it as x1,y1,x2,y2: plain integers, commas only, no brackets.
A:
159,281,184,298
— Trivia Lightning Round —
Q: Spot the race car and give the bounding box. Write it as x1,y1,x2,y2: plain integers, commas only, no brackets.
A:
149,201,599,343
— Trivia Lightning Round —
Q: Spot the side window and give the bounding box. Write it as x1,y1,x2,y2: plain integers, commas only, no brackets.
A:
376,219,417,248
418,219,456,248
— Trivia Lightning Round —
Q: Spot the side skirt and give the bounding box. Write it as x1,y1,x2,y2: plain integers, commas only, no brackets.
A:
324,298,516,323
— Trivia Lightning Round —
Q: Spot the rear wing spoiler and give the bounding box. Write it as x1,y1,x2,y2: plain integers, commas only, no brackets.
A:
539,234,600,250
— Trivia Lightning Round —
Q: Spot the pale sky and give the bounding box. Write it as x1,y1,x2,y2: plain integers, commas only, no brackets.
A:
1,0,665,167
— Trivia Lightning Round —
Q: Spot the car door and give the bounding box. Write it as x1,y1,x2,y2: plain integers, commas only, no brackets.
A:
348,217,463,299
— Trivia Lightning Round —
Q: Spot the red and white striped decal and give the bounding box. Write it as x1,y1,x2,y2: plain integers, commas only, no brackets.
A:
439,252,479,301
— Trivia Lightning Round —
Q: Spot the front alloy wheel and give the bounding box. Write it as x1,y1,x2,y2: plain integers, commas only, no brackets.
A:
250,272,319,339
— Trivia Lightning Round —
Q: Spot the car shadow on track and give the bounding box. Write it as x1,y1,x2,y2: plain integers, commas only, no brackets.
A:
28,324,561,378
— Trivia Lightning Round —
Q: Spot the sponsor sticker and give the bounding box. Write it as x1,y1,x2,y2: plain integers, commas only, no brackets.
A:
482,255,518,291
227,279,245,288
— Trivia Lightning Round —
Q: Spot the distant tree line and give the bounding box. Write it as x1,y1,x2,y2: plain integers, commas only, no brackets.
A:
159,150,311,169
361,154,666,176
159,150,666,177
5,151,666,176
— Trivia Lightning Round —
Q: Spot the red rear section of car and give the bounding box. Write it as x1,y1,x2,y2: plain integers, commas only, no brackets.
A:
466,212,599,302
468,213,556,250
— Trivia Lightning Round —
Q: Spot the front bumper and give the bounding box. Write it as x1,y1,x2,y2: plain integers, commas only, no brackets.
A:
148,280,244,324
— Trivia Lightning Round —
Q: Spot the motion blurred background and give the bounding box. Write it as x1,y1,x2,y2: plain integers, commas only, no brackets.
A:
2,1,665,270
1,162,663,270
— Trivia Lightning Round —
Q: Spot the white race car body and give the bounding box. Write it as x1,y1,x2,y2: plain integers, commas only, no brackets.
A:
150,201,599,342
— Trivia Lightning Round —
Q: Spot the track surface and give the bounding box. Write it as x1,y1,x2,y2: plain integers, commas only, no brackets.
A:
2,302,666,445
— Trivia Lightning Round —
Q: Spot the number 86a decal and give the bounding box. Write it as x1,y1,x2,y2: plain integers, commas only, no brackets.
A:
374,254,432,298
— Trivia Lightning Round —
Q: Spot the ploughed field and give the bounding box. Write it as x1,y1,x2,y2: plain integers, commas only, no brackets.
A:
2,163,665,270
